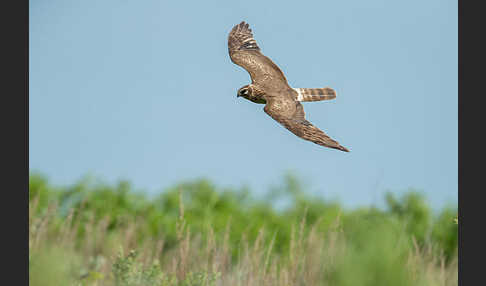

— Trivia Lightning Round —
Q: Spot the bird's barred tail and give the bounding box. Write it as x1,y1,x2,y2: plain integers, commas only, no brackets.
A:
294,87,336,102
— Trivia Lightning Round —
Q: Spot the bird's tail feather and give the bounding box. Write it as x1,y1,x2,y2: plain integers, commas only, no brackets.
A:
294,87,336,102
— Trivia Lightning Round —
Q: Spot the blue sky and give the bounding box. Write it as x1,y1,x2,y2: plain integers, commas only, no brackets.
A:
29,0,457,209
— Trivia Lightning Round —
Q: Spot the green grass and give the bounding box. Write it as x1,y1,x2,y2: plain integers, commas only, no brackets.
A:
29,172,457,285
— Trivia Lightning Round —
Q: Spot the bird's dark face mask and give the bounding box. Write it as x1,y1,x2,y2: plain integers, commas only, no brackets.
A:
237,85,266,104
237,86,250,99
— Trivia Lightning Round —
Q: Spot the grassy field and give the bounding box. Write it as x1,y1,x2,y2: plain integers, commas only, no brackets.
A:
29,172,457,286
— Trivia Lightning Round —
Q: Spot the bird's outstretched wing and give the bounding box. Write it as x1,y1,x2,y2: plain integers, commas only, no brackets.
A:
264,96,349,152
228,22,289,89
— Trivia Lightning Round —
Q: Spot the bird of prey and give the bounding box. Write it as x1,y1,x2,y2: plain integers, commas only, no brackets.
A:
228,21,349,152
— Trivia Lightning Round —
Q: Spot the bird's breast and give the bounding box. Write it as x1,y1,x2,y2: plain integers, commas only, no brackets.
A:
243,94,266,104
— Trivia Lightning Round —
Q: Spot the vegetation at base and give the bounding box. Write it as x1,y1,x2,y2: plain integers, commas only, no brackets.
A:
29,172,457,285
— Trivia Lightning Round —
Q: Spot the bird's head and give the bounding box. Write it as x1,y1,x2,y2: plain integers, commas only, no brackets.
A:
237,85,252,99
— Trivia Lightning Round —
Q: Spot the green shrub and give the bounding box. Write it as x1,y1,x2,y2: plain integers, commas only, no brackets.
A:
29,172,457,285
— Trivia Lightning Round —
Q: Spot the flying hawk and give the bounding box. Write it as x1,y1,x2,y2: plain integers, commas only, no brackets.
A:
228,21,349,152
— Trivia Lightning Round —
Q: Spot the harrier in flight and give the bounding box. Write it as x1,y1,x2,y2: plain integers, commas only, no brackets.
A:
228,21,349,152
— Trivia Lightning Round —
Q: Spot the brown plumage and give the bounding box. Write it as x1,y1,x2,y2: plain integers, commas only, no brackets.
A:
229,21,349,152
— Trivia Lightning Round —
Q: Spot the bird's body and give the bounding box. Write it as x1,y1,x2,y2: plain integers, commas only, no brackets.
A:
229,21,349,152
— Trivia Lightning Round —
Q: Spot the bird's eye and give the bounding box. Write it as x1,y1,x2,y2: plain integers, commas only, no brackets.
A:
241,89,249,95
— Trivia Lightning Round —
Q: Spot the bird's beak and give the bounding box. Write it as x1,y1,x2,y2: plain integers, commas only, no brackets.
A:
237,93,240,98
